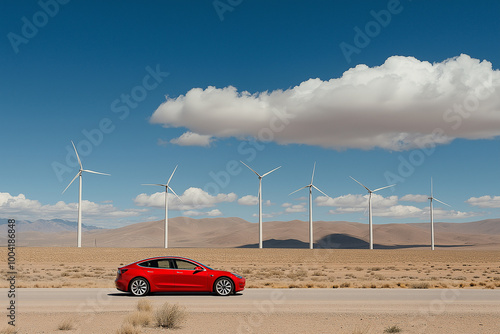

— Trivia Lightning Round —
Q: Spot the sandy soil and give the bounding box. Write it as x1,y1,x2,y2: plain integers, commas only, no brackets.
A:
1,247,499,333
2,248,499,289
6,311,499,334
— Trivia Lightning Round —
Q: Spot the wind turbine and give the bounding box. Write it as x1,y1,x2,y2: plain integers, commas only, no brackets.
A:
289,162,330,250
62,141,110,248
240,161,281,249
142,165,181,249
428,177,450,251
350,176,395,250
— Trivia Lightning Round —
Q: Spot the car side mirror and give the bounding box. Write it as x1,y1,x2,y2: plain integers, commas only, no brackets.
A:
194,266,204,272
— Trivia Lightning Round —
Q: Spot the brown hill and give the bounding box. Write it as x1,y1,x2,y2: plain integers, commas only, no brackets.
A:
3,217,499,249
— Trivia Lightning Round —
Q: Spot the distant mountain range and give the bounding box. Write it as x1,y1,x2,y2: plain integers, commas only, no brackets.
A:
0,218,101,233
0,217,499,249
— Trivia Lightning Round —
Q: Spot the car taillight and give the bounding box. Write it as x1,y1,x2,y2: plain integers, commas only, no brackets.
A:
117,269,128,277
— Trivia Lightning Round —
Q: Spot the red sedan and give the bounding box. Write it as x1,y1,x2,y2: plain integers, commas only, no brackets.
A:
115,256,245,296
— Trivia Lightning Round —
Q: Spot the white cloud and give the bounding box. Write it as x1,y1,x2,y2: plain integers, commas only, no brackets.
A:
134,187,237,210
466,195,500,208
182,209,222,217
150,54,500,151
400,194,429,202
207,209,222,216
316,194,399,209
252,212,282,218
284,203,307,213
0,192,144,222
169,131,214,147
429,208,478,220
237,195,272,206
238,195,258,206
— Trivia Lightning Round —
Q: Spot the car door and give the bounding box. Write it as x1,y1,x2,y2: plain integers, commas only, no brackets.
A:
172,259,209,291
141,259,176,290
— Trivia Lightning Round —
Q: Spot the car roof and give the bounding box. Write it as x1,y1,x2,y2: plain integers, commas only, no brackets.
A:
132,256,201,264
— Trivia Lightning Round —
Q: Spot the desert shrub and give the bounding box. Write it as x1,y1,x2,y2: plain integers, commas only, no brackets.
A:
410,282,429,289
116,324,141,334
126,311,151,327
384,325,402,333
137,299,152,312
154,302,187,329
340,282,351,288
58,319,74,330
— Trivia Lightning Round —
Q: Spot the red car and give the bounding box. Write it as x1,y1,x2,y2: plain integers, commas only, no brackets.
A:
115,256,245,296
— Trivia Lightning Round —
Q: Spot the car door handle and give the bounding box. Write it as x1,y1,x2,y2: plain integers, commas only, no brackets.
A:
147,271,153,273
176,271,183,274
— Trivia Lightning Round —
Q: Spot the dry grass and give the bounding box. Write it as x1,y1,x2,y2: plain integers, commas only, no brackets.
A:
2,248,499,290
57,318,74,330
154,302,187,329
115,323,141,334
126,311,151,327
136,299,153,312
384,325,403,333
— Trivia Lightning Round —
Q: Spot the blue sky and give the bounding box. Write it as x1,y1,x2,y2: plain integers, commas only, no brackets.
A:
1,0,500,228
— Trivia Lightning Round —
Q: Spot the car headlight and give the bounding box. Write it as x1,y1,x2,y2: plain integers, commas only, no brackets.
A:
232,273,243,279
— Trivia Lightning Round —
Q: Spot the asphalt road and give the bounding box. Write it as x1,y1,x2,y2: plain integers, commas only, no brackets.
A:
10,288,500,314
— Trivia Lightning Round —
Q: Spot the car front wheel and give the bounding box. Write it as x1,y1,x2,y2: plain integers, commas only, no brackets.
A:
129,277,150,296
214,277,234,296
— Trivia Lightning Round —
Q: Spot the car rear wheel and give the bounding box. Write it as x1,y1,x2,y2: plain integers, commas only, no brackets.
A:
129,277,150,296
214,277,234,296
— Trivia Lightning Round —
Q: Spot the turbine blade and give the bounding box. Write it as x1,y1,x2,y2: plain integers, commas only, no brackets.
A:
434,198,451,207
372,184,396,192
262,166,281,177
168,186,183,202
167,165,178,186
349,176,371,192
312,184,329,198
240,160,261,177
142,183,166,187
62,172,80,194
71,141,83,169
311,162,316,184
83,169,110,176
289,185,308,196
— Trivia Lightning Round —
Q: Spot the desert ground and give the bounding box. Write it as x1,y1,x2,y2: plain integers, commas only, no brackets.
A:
1,247,499,333
3,248,499,290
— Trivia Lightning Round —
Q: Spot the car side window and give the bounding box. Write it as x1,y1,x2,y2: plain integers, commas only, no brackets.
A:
139,260,158,268
157,259,172,269
175,260,197,270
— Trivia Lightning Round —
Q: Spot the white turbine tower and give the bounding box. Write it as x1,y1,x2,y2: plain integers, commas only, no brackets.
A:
62,141,110,248
350,176,395,250
143,165,181,249
428,177,450,251
289,162,330,250
240,161,281,249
